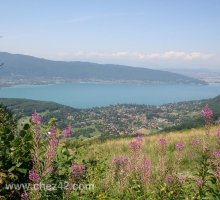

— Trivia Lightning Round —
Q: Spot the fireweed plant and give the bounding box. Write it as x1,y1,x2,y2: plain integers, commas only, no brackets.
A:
25,113,85,200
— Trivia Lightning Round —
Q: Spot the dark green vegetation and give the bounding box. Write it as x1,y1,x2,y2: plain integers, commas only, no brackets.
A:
0,104,32,199
1,95,220,138
0,52,206,86
0,98,79,129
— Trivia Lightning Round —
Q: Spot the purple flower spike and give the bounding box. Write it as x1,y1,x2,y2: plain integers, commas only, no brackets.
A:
196,179,204,185
201,105,213,121
191,139,200,146
213,150,220,157
70,164,85,179
21,192,29,200
113,156,129,166
129,140,141,150
31,112,42,125
29,169,40,182
62,124,72,138
159,138,167,146
175,142,184,151
166,175,173,184
49,127,57,137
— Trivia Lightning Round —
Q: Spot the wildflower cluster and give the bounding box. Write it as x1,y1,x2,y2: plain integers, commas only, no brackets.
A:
62,124,72,138
29,169,40,182
32,112,42,125
201,105,213,123
21,192,29,200
27,112,75,199
70,164,86,180
129,140,141,150
113,156,129,166
175,142,185,151
110,133,151,195
159,137,167,146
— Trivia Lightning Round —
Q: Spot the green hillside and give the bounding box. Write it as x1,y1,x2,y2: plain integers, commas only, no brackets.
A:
1,95,220,138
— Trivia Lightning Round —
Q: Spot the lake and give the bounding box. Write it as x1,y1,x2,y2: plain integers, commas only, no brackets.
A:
0,83,220,108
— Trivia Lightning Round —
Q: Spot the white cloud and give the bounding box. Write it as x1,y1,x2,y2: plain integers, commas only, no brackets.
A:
66,50,215,61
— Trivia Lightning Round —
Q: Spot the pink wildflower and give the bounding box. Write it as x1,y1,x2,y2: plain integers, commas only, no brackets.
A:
70,164,85,179
213,150,220,157
142,158,151,184
48,126,57,137
48,127,58,147
196,179,204,185
62,124,72,138
42,127,59,177
129,140,141,150
29,169,40,182
21,192,29,200
159,138,167,146
31,112,42,125
201,105,213,122
175,142,184,151
192,139,200,146
166,175,173,184
113,156,128,166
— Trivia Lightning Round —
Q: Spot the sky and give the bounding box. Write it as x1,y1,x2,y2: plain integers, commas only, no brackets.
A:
0,0,220,70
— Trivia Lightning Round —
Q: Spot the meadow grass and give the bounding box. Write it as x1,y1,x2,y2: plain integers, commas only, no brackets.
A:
69,125,220,199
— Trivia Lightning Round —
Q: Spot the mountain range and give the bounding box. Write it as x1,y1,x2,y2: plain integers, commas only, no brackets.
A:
0,52,206,86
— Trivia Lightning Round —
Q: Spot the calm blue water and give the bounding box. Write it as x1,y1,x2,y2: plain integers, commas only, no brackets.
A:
0,83,220,108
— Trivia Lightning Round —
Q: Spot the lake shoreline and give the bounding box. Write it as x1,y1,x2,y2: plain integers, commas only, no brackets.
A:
0,79,209,89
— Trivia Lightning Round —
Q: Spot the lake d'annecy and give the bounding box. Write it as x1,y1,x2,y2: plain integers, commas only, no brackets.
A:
0,83,220,108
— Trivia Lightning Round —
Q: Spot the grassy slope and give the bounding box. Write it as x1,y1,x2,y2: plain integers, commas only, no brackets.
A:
78,126,217,173
64,125,219,199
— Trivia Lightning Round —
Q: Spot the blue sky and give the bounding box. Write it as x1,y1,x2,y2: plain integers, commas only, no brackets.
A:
1,0,220,69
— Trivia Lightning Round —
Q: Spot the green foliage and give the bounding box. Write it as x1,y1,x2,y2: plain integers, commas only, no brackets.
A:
0,104,32,199
193,150,220,199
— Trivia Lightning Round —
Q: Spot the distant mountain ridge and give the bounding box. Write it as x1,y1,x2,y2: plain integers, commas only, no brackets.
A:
0,52,206,85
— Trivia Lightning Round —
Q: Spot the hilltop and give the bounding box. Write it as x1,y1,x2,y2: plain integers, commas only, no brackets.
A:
0,52,206,86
